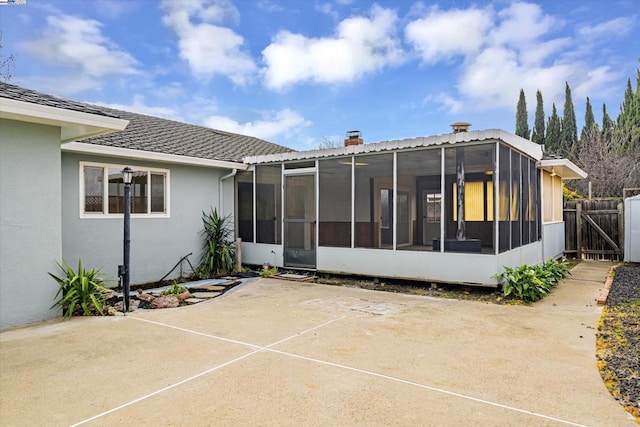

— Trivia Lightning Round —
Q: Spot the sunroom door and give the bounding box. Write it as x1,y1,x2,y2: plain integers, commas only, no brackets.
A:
284,174,316,268
422,189,441,245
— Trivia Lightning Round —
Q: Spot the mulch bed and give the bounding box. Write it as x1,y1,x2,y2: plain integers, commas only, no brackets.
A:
315,274,522,305
596,263,640,421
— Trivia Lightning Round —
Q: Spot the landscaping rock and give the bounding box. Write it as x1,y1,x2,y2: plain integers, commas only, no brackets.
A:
184,298,205,304
177,291,192,301
113,299,140,312
151,295,179,309
190,285,226,292
137,291,155,302
190,292,221,299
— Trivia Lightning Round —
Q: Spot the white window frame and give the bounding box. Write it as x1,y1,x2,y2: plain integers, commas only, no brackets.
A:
79,161,170,218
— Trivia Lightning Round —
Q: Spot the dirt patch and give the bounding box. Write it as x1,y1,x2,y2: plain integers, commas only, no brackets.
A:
314,274,524,305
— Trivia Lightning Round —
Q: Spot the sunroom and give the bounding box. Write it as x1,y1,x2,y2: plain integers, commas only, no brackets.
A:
236,128,585,286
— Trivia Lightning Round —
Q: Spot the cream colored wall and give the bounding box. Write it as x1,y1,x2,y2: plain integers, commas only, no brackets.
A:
553,175,563,221
542,171,564,223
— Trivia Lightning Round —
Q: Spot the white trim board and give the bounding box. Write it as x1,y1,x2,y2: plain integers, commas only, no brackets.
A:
63,142,247,170
0,97,128,142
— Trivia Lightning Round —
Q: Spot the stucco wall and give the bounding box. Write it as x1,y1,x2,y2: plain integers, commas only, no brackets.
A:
61,153,229,286
1,119,62,328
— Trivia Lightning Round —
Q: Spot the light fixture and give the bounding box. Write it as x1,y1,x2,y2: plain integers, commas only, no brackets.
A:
339,160,369,166
550,167,556,177
121,166,134,184
119,167,134,313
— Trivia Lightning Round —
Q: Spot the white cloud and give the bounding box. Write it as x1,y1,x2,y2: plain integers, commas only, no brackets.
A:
20,14,138,81
95,0,136,18
205,109,311,140
489,2,556,49
262,5,404,90
405,6,492,64
425,92,464,114
408,2,623,113
161,0,256,85
93,94,183,121
257,0,283,13
573,66,621,100
577,16,637,39
458,46,573,110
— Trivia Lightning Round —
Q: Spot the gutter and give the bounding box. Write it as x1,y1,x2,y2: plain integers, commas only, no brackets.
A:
219,168,238,215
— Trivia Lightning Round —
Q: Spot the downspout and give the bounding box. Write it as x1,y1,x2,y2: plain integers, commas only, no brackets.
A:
219,168,238,215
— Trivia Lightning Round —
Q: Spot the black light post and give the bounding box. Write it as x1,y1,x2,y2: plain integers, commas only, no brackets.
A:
121,167,133,312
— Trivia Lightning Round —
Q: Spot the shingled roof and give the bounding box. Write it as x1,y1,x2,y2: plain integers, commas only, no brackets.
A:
0,82,118,118
1,82,294,163
81,107,294,163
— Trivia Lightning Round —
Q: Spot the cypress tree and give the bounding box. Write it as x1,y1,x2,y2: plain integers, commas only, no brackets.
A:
580,97,595,142
531,90,545,145
616,69,640,151
515,89,530,139
602,103,614,139
617,77,634,128
561,82,578,158
545,103,561,153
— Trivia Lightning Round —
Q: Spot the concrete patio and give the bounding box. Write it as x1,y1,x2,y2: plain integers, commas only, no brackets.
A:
0,261,634,426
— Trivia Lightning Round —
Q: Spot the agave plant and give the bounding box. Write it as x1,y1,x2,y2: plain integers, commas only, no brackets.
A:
49,259,110,318
200,208,236,277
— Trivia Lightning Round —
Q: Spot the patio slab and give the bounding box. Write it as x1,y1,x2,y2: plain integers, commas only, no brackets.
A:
0,261,634,426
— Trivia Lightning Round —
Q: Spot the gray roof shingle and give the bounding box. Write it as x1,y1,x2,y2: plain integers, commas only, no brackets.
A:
0,82,118,118
1,82,294,163
82,107,294,163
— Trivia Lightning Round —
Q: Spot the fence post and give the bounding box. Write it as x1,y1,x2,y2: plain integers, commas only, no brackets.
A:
618,202,624,260
576,202,582,259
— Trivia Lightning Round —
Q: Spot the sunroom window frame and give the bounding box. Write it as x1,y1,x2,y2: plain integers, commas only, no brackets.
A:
79,161,170,219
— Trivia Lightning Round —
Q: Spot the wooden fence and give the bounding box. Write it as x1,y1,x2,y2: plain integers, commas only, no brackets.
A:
564,199,624,260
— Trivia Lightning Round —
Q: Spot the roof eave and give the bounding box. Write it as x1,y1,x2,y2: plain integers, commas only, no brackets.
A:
539,158,588,180
62,141,247,170
243,129,543,164
0,97,128,142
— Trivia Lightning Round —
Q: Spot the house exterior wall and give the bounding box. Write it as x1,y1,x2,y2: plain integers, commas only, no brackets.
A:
61,153,229,286
318,247,501,285
542,172,563,223
542,222,565,260
624,195,640,263
240,241,546,286
1,119,62,328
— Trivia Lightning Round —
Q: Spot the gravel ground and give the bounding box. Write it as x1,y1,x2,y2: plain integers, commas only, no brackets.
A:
596,263,640,421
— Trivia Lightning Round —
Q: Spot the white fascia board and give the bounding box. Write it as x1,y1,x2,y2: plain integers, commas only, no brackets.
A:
539,158,588,180
493,130,544,160
0,97,128,142
62,141,247,170
244,129,544,164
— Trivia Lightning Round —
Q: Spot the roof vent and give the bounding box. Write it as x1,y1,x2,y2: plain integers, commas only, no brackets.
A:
344,130,363,147
450,122,471,133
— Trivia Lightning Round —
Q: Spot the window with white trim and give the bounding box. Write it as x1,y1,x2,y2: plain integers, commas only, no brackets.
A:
81,162,169,216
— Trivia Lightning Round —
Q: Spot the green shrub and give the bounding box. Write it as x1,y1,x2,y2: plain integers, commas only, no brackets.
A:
49,259,110,318
493,259,571,303
199,208,236,277
161,280,188,296
259,267,278,278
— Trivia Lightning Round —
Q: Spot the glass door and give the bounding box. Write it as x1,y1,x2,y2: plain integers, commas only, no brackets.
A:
422,189,441,245
284,174,316,268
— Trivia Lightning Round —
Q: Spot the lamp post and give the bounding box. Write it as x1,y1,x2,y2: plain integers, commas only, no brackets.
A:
121,167,133,312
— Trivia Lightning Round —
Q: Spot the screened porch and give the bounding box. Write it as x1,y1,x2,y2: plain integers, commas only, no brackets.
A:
237,130,549,286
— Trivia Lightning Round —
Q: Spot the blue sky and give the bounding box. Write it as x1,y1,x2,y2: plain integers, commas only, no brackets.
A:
0,0,638,150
